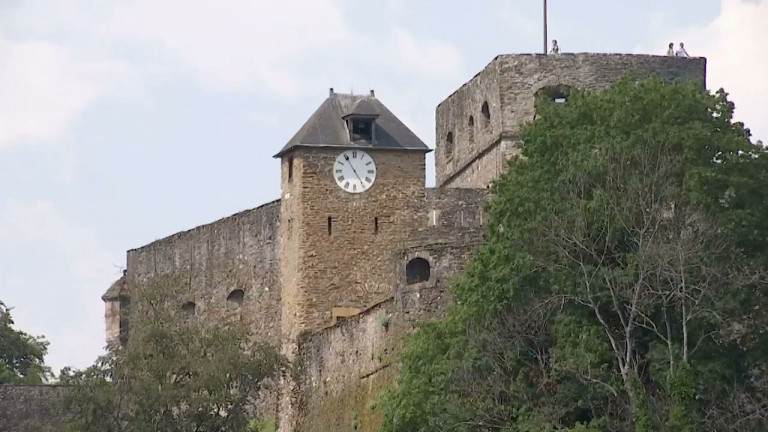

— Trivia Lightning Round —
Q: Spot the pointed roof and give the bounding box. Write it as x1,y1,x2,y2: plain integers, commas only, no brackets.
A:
274,90,430,158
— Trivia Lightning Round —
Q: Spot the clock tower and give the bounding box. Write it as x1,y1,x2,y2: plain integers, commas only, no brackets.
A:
274,89,431,342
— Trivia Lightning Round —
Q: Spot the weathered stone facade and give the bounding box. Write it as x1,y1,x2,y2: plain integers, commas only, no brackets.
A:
92,53,708,431
280,147,428,340
296,235,482,432
436,53,707,188
124,200,283,348
0,385,68,432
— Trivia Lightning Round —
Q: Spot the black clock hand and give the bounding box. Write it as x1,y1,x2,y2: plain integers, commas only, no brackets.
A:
344,154,364,184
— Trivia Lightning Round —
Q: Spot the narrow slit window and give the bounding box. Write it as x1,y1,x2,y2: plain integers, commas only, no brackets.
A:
468,115,475,143
327,216,333,235
288,156,294,181
445,132,454,159
374,217,379,235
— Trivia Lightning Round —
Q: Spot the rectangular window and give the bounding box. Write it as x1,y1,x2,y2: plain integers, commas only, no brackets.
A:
374,217,379,235
350,118,374,142
327,216,333,235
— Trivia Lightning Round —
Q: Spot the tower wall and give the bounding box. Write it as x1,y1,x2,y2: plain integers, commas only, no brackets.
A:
280,147,427,339
436,53,707,188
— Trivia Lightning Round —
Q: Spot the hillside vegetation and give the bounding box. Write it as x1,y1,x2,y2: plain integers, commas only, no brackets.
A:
380,77,768,431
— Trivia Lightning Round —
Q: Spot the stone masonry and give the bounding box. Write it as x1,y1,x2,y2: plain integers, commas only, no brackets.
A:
436,53,707,187
0,385,68,432
89,53,708,431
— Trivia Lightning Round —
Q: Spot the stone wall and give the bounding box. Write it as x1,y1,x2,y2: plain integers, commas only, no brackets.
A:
396,238,483,322
125,199,282,347
424,186,488,229
297,300,398,432
435,62,502,187
295,226,483,432
0,384,68,432
123,200,283,417
281,147,428,338
436,53,708,188
445,136,521,188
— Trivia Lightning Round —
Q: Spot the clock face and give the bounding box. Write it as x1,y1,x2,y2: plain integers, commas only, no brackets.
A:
333,149,376,193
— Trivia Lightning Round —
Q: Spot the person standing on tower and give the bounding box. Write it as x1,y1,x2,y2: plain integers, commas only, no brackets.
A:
676,42,690,57
667,42,675,56
550,39,560,55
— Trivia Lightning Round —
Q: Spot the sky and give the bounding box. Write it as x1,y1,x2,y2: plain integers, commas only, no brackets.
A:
0,0,766,375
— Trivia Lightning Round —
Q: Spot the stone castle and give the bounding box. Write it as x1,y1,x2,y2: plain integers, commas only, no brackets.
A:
0,53,707,432
101,53,707,432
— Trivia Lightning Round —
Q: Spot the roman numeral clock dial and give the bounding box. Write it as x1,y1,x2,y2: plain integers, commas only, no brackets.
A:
334,150,376,193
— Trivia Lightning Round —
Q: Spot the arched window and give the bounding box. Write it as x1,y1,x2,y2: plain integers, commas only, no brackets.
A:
181,301,196,317
481,101,490,126
445,132,454,159
468,115,475,143
227,289,244,308
535,84,573,105
406,257,431,285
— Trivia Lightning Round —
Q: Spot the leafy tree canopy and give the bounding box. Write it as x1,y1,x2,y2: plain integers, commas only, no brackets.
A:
0,300,51,384
380,77,768,431
60,277,285,432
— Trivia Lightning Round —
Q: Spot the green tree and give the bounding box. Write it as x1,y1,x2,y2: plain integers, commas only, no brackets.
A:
60,277,286,432
380,77,768,431
0,300,52,383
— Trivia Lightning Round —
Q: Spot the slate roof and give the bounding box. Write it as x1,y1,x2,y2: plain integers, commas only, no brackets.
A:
274,91,430,157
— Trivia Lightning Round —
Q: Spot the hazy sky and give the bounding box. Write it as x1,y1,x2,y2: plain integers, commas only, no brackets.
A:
1,0,766,375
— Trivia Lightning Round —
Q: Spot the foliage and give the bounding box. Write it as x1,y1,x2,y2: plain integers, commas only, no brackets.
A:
59,277,286,432
380,77,768,431
247,416,276,432
0,300,52,383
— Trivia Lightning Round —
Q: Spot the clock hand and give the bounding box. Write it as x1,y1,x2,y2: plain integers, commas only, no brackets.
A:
343,154,364,184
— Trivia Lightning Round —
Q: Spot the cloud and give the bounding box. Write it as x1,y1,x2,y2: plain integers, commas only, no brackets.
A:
103,1,461,98
0,0,463,372
637,0,768,143
0,33,127,149
106,0,349,97
386,27,462,77
0,200,122,373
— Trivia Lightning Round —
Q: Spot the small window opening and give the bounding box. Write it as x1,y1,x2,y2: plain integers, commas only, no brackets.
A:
405,257,431,285
227,289,244,308
468,115,475,143
445,132,454,159
374,217,379,235
481,101,490,125
287,156,294,181
350,118,374,142
327,216,333,235
535,84,573,106
181,301,196,317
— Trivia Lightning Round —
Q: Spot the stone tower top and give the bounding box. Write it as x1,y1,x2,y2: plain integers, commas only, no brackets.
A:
274,90,431,158
435,53,707,188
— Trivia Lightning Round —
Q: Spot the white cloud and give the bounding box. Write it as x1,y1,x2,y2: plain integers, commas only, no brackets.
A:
386,27,462,77
638,0,768,143
0,34,127,149
0,200,121,373
107,0,349,96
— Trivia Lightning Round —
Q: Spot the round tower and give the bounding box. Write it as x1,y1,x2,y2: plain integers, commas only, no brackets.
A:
435,53,707,188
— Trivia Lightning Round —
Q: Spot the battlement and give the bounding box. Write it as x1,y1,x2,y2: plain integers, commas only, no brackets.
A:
435,53,707,188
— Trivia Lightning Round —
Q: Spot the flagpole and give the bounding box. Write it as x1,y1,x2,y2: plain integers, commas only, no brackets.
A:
543,0,548,54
